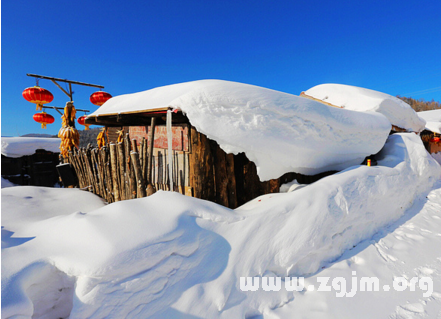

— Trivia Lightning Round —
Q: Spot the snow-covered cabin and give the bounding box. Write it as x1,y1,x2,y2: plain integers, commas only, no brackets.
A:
417,109,441,155
1,137,61,186
83,80,395,208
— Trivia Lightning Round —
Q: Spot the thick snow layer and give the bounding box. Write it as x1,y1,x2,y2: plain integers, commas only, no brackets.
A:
304,83,426,132
418,109,441,134
1,137,61,158
2,133,440,318
89,80,391,180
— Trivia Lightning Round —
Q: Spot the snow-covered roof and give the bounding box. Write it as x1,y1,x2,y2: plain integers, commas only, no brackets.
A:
1,137,61,158
303,83,426,132
88,80,391,180
417,109,441,134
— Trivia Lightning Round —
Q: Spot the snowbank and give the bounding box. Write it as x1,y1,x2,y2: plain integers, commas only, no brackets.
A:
303,83,426,132
1,137,61,158
2,133,440,318
418,109,441,134
89,80,391,180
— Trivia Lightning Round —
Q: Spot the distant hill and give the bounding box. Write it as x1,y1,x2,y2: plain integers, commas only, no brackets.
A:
21,133,57,138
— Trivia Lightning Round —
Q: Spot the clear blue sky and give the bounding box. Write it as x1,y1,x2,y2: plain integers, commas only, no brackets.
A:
2,0,441,137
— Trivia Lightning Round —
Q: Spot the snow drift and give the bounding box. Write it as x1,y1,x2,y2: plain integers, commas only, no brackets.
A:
89,80,392,180
303,83,426,132
1,137,61,158
2,133,440,318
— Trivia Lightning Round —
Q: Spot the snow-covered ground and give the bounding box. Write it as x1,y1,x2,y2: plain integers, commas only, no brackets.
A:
1,137,61,158
2,132,441,319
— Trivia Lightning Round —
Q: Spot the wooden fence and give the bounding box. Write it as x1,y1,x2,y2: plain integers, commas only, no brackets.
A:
65,133,190,203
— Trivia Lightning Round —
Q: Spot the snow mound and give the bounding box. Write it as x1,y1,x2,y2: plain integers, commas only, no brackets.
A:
418,109,441,134
1,137,61,158
303,83,426,132
2,133,440,318
89,80,391,180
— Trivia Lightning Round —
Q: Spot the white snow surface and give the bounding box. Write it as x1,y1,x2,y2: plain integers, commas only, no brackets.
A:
2,133,441,318
1,137,61,158
418,109,441,134
89,80,392,180
304,83,426,132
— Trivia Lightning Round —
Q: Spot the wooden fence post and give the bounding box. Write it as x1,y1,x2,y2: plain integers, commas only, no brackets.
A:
130,151,146,198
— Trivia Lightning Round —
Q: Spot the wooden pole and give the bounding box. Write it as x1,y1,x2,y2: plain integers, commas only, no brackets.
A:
117,143,126,200
124,133,137,199
109,144,120,202
130,151,146,198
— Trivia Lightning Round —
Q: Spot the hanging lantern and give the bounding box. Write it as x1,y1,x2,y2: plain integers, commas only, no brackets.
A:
23,86,54,110
77,115,90,130
33,112,54,129
90,91,112,106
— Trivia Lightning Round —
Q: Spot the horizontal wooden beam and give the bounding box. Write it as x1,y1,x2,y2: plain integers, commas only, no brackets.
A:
27,73,104,89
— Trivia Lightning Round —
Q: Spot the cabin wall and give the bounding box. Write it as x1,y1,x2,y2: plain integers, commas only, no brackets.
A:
187,127,323,209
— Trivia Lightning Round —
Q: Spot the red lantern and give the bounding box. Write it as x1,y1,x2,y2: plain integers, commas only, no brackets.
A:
33,112,55,129
90,91,112,106
23,86,54,110
77,115,90,130
430,137,440,143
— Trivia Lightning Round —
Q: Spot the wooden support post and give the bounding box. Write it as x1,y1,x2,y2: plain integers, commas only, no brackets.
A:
109,144,120,202
130,151,146,198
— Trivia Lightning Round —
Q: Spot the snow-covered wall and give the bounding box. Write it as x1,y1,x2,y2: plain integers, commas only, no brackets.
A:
89,80,391,180
304,83,426,132
1,137,61,158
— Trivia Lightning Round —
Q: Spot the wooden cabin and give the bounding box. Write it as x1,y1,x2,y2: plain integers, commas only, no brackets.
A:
84,108,332,208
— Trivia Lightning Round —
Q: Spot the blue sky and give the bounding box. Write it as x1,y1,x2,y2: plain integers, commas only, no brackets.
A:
2,0,441,136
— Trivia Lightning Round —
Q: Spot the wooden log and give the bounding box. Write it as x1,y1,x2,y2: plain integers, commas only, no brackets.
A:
141,138,148,180
109,144,120,202
81,148,93,192
124,133,136,199
117,142,126,201
147,117,156,184
130,151,146,198
131,139,138,153
140,137,145,178
101,147,114,203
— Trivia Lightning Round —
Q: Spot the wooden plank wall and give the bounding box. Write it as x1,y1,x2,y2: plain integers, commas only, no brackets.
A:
188,127,337,209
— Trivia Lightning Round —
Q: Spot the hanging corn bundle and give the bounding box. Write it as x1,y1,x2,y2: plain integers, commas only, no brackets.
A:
58,101,80,158
117,128,124,143
97,127,107,149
